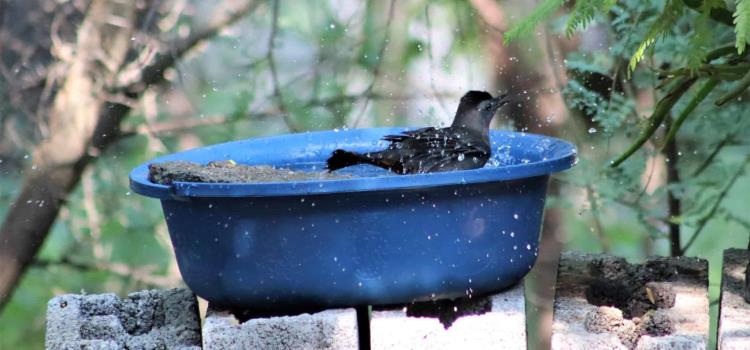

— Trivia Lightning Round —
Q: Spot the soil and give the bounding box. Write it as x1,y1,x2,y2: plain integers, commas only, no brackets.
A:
583,255,701,319
555,252,708,350
148,160,351,185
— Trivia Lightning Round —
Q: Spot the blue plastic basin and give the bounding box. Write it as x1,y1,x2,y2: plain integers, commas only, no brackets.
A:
129,127,576,309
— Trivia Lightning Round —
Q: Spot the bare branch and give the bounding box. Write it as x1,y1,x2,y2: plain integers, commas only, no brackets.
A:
119,0,261,92
32,257,177,289
118,91,454,139
266,0,300,132
424,5,451,119
683,153,750,253
0,0,260,311
350,0,397,127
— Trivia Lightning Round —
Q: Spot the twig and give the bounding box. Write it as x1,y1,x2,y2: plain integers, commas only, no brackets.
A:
716,69,750,105
661,78,719,151
350,0,397,127
585,184,611,252
266,0,299,132
0,0,262,312
31,257,176,289
683,153,750,253
609,76,697,167
692,133,736,177
118,91,452,139
120,0,261,91
424,5,451,119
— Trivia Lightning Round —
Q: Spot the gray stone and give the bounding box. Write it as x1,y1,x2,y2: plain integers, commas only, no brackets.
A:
719,248,750,350
552,251,709,350
203,305,358,350
370,282,526,350
45,288,201,350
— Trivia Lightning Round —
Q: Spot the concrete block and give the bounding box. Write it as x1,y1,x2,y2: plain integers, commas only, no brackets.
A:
45,288,201,350
552,251,709,350
203,305,358,350
370,282,526,350
719,248,750,350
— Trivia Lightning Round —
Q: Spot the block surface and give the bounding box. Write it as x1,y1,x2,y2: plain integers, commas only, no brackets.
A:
370,283,526,350
203,306,358,350
719,248,750,350
552,251,708,350
45,288,201,350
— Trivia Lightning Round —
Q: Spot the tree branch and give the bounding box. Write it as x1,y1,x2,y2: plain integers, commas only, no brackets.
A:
0,0,258,311
350,0,397,127
683,153,750,253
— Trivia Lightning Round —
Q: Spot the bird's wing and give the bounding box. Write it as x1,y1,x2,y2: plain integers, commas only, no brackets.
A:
381,127,437,142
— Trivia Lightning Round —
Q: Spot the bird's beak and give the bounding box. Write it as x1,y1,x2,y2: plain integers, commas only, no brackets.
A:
493,94,509,108
490,94,509,112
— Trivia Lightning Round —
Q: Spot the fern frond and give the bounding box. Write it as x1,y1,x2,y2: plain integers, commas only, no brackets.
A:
734,0,750,54
504,0,565,45
565,0,616,37
627,0,684,74
688,1,721,69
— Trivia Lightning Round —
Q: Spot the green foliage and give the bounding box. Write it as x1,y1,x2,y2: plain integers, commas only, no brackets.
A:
627,0,684,74
503,0,565,44
565,0,616,36
688,3,715,70
734,0,750,53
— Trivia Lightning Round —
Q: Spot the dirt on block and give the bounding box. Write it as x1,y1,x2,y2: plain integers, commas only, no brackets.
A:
552,252,708,350
148,160,352,185
719,248,750,349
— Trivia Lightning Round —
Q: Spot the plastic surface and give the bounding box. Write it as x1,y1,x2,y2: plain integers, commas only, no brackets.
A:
129,128,577,309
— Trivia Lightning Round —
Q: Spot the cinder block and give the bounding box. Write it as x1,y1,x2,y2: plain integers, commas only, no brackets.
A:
45,288,201,350
369,283,526,350
719,248,750,350
203,305,358,350
552,251,708,350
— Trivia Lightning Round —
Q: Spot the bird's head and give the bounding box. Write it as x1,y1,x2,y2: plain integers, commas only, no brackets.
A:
451,90,509,132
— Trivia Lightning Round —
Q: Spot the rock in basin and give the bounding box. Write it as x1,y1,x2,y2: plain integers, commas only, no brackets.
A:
129,127,576,310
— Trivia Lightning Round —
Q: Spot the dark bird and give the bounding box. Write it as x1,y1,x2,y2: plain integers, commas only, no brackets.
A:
326,90,508,174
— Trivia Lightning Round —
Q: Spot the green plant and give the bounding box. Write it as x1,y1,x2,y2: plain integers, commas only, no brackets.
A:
505,0,750,256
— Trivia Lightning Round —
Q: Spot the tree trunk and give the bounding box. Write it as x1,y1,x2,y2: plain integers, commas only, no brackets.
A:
0,0,137,309
0,0,258,311
469,1,569,349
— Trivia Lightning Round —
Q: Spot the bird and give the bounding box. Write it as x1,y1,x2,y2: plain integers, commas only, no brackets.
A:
326,90,508,174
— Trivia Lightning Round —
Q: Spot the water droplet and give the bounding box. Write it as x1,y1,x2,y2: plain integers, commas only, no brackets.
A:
588,127,597,134
513,213,519,220
457,153,465,161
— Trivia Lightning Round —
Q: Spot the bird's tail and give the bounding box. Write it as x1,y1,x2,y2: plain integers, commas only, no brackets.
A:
326,149,368,171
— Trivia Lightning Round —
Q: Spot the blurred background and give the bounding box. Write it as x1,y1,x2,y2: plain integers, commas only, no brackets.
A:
1,0,749,348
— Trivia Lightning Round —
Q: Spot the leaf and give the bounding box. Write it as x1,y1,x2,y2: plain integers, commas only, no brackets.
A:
504,0,565,45
627,0,684,74
565,0,616,36
734,0,750,53
687,1,720,70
